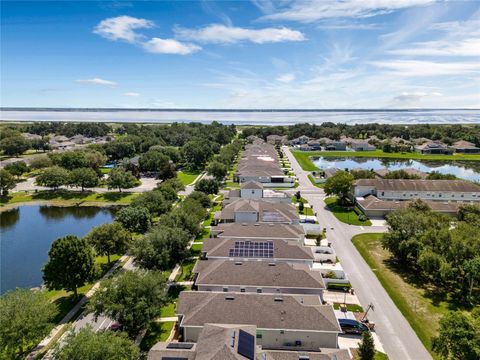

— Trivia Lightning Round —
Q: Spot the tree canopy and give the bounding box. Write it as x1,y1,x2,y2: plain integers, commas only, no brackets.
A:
0,169,16,196
324,170,354,203
36,166,70,189
86,222,131,263
107,168,137,192
115,206,151,233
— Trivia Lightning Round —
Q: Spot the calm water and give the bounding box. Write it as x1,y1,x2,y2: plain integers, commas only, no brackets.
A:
1,109,480,125
0,206,115,294
312,157,480,182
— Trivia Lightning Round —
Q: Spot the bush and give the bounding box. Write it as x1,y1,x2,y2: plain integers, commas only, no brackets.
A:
358,214,368,222
327,282,352,290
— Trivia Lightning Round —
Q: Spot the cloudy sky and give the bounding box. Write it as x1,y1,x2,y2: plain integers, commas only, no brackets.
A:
1,0,479,108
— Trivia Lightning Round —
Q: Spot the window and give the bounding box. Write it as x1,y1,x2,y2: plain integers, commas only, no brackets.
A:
280,330,285,334
461,194,464,198
251,190,255,194
256,331,262,339
240,288,246,293
223,287,228,292
381,192,385,196
256,288,262,293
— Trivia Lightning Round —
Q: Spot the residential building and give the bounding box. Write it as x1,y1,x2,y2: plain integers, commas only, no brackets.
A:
267,134,288,146
451,140,480,154
373,168,428,179
193,260,325,298
290,135,310,145
324,140,347,151
415,141,452,154
202,237,315,264
225,181,290,204
214,199,299,225
350,140,376,151
177,292,341,350
307,140,321,150
211,223,305,242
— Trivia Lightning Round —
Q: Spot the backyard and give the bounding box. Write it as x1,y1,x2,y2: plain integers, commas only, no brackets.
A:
176,170,201,186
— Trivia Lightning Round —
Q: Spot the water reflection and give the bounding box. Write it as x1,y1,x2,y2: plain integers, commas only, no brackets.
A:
312,157,480,181
0,208,20,230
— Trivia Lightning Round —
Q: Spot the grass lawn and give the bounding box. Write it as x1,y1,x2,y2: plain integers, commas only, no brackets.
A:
177,170,201,186
175,258,197,282
375,352,389,360
190,243,203,257
332,303,364,312
324,197,372,226
351,233,461,358
140,321,175,351
299,206,314,216
291,149,480,171
45,254,121,323
0,190,138,207
308,174,324,188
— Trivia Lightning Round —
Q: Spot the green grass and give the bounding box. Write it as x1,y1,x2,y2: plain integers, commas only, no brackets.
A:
352,233,455,358
177,170,201,186
298,206,314,216
291,149,480,171
308,174,324,188
375,352,389,360
324,197,372,226
175,258,197,282
140,322,175,351
0,190,138,207
332,303,364,312
46,254,121,323
160,302,176,318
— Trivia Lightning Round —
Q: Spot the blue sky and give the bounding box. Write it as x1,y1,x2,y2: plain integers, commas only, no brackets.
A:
1,0,479,109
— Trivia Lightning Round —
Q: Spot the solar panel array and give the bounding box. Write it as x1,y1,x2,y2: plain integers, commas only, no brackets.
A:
237,329,255,360
228,240,274,258
262,211,286,222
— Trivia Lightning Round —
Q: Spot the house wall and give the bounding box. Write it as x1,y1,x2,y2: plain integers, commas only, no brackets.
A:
240,188,263,199
257,329,338,350
238,175,272,183
205,255,314,266
196,285,323,298
377,190,479,201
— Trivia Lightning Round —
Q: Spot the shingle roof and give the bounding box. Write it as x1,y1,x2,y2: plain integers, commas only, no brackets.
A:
202,237,314,261
452,140,479,149
213,223,305,240
357,195,470,213
177,292,341,333
194,260,325,289
241,181,264,190
355,179,480,192
258,349,352,360
219,199,298,223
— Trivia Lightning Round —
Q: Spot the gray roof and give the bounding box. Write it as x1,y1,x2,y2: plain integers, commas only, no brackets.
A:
452,140,479,150
194,260,325,289
258,349,352,360
202,237,314,261
357,195,469,213
178,292,341,333
213,223,305,240
355,179,480,192
219,199,298,223
241,181,264,190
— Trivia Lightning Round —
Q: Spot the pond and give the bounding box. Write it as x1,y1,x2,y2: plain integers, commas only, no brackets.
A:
0,205,115,294
311,157,480,182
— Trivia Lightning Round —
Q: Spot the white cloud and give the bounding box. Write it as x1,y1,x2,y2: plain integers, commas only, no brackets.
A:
277,73,295,83
390,38,480,57
174,24,305,44
259,0,436,23
124,92,140,97
370,60,480,76
93,15,154,43
75,78,118,87
142,37,201,55
392,91,442,106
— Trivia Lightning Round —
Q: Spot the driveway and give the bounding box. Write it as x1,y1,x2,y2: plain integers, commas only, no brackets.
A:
284,147,432,360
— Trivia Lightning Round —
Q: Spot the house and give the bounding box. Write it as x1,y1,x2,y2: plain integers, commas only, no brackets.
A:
415,141,452,155
214,199,299,225
193,260,325,298
307,140,321,150
373,168,428,179
353,178,480,202
266,134,288,146
50,141,75,151
148,323,351,360
350,140,376,151
225,181,290,204
22,133,42,141
290,135,310,146
177,292,342,350
211,223,305,242
452,140,480,154
324,140,347,151
202,237,315,264
299,144,314,151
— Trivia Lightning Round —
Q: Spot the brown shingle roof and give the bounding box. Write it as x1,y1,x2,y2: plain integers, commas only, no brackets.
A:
357,195,470,212
258,349,352,360
194,260,325,289
213,223,305,240
219,199,298,223
177,292,341,333
355,179,480,192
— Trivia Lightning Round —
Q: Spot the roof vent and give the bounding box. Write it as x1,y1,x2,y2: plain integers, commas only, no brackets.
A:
235,261,243,265
274,297,283,302
299,356,310,360
226,295,235,300
268,263,276,266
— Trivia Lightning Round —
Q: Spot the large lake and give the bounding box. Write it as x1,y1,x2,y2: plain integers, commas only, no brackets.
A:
0,206,115,294
1,109,479,125
312,157,480,182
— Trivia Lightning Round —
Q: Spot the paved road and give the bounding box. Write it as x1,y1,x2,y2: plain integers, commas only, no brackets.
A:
284,146,432,360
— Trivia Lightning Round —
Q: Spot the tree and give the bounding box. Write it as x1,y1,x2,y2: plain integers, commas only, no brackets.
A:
432,311,479,360
357,331,375,360
69,168,99,191
182,139,213,169
43,235,96,297
458,204,480,224
35,166,70,189
87,270,167,338
194,178,219,195
324,170,354,203
139,150,176,180
407,198,431,212
130,225,190,270
186,191,212,208
464,257,480,301
0,136,30,156
0,169,16,196
53,326,140,360
4,161,28,178
0,289,56,358
107,167,137,192
207,161,228,181
131,190,172,216
427,171,457,180
86,222,131,264
115,206,150,233
29,154,53,169
298,201,304,213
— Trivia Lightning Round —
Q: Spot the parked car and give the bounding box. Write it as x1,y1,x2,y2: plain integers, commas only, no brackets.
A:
109,322,123,332
338,318,369,335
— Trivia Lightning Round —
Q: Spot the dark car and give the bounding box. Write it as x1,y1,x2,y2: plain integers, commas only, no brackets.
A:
109,322,123,332
338,318,369,335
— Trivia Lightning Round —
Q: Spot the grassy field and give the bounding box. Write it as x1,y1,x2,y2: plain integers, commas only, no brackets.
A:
324,197,372,226
140,321,175,351
176,170,200,186
0,190,138,208
175,257,197,282
351,233,458,358
291,149,480,171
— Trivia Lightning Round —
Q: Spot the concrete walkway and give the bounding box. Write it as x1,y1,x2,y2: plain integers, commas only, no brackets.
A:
284,146,431,360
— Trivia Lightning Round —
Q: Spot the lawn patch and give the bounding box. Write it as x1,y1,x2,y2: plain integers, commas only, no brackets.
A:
324,197,371,226
177,171,200,186
140,322,175,351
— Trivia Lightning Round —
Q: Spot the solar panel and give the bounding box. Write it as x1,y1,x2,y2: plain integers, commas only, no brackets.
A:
161,357,189,360
237,329,255,360
229,241,274,258
166,343,194,349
